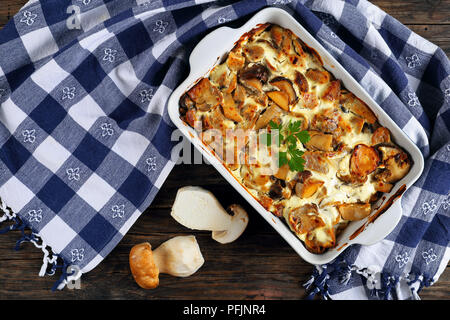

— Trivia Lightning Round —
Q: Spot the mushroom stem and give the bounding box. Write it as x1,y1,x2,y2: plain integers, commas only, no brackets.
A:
212,205,249,244
153,235,205,277
129,236,205,289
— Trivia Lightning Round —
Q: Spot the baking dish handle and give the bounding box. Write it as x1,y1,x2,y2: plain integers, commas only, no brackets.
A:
355,200,403,246
188,26,235,73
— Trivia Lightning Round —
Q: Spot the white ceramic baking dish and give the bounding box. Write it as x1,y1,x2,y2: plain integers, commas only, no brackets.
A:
167,7,424,264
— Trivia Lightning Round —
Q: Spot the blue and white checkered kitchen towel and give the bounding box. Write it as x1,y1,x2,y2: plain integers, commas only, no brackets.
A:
0,0,448,297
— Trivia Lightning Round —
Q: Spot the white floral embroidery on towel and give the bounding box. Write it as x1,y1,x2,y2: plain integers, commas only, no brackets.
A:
111,204,125,219
66,167,81,181
20,10,37,26
422,248,438,265
395,252,409,268
406,54,421,68
27,209,43,223
139,89,153,103
146,157,157,172
62,87,76,100
103,48,117,63
100,123,114,137
153,20,168,33
407,92,420,108
71,248,85,262
22,129,36,143
422,199,437,215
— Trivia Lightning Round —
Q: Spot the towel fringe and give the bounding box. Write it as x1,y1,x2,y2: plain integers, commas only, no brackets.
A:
0,199,75,291
303,259,434,300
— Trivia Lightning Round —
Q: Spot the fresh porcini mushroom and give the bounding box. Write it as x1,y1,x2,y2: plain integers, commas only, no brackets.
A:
212,204,249,244
171,186,249,244
129,236,205,289
171,186,232,231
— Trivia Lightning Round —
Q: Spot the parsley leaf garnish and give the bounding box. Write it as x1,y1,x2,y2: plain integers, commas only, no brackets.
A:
262,119,310,172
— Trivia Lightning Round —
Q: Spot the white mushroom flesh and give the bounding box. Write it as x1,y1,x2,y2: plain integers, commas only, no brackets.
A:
212,204,249,244
171,186,232,231
153,235,205,277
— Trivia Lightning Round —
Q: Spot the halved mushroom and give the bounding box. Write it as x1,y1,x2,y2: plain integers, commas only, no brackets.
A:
340,92,377,124
350,144,380,177
171,186,232,231
371,127,391,145
187,78,222,112
337,203,371,221
222,92,243,122
254,104,282,130
129,236,205,289
288,204,324,233
212,205,249,244
240,77,263,94
294,71,309,93
321,80,341,102
270,77,297,104
305,131,333,152
305,68,330,84
266,90,290,111
226,51,245,71
295,178,324,199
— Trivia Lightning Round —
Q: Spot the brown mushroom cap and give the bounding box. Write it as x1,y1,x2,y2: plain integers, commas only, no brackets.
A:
129,242,159,289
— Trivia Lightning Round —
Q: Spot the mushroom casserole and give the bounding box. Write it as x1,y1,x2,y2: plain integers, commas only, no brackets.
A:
179,24,412,254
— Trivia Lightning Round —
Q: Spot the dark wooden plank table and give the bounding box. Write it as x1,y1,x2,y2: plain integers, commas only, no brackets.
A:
0,0,448,300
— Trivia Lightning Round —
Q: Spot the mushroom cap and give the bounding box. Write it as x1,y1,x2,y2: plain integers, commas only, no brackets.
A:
129,242,159,289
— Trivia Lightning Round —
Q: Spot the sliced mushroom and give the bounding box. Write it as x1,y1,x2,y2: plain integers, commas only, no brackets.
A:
270,25,284,48
350,115,365,134
337,203,371,221
184,108,197,128
292,38,307,58
321,80,341,102
377,145,401,161
350,144,380,177
294,71,309,93
270,77,297,104
226,51,245,71
305,68,330,84
273,163,290,181
340,92,377,124
373,180,393,193
295,178,324,199
239,64,270,83
304,228,335,254
305,131,333,152
266,90,290,111
243,44,265,62
212,205,249,244
377,152,411,183
254,104,282,129
300,92,319,109
187,78,222,112
233,84,246,103
371,127,391,145
288,204,324,235
222,92,243,122
171,186,232,231
303,151,330,174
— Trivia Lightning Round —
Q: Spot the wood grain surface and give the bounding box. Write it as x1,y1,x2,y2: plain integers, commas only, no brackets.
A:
0,0,448,300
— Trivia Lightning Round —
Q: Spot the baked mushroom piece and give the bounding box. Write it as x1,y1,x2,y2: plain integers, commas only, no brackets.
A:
305,131,333,152
371,127,391,145
187,78,223,112
340,91,377,124
375,146,411,183
337,203,371,221
350,144,380,177
287,204,324,235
